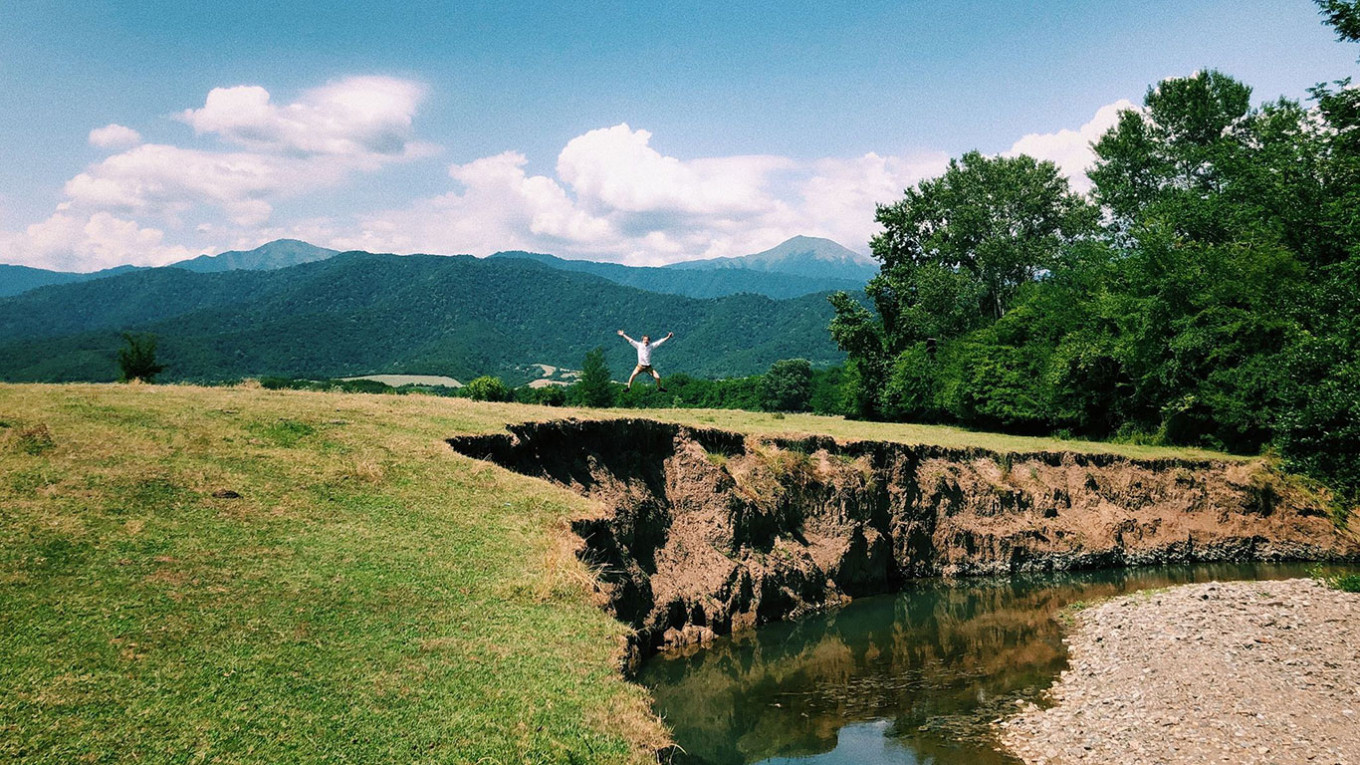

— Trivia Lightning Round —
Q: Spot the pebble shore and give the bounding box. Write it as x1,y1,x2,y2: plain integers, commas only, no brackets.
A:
1000,578,1360,765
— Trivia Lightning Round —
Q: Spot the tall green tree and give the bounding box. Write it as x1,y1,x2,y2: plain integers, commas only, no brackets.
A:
759,359,813,412
830,152,1095,417
117,332,164,383
573,347,615,408
870,151,1097,326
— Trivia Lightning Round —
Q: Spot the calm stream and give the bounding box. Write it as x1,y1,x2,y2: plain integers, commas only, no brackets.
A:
639,562,1323,765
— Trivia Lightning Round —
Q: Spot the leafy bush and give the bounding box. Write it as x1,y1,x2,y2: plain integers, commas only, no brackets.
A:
515,385,567,406
465,376,509,402
759,359,812,412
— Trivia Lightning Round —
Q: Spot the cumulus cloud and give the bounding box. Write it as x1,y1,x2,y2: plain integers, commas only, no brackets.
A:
178,76,433,159
67,78,435,228
3,86,1139,271
0,211,193,271
557,124,793,216
329,123,948,265
1006,99,1137,191
798,151,950,248
62,143,368,226
88,124,142,149
1,76,435,270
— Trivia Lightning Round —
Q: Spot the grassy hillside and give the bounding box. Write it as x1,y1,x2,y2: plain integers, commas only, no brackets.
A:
0,253,844,384
0,383,1235,763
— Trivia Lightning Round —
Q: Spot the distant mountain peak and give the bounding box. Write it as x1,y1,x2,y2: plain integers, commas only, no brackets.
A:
664,235,877,281
171,239,339,273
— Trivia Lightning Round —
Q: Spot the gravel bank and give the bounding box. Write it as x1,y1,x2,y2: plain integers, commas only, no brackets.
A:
1000,578,1360,765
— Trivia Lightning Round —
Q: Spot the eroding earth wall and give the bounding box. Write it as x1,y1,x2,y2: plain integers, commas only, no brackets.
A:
447,419,1357,665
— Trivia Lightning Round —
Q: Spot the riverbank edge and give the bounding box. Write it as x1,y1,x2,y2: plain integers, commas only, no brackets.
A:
449,418,1359,667
998,577,1360,765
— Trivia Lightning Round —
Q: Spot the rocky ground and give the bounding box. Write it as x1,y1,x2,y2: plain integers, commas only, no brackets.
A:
1000,578,1360,765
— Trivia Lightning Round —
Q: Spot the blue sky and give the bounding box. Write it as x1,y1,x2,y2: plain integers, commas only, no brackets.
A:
1,0,1356,270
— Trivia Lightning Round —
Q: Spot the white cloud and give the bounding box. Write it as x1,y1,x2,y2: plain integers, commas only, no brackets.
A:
798,151,950,249
62,142,366,226
1006,99,1137,191
1,76,436,270
66,78,434,229
178,76,433,159
0,211,193,271
88,124,142,149
3,88,1139,271
328,124,949,265
557,124,793,216
329,151,616,256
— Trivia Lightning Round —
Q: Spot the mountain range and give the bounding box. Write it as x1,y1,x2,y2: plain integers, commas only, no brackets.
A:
1,235,874,300
489,242,868,300
0,236,874,384
0,252,858,384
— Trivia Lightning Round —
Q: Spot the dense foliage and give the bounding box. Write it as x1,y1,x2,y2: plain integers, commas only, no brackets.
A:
253,361,850,418
831,14,1360,504
759,359,813,412
464,376,511,402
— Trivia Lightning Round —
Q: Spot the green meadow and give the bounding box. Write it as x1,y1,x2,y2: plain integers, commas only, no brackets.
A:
0,383,1229,763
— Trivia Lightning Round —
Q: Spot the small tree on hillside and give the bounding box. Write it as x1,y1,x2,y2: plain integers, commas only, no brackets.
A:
574,347,615,408
117,332,164,383
760,358,813,412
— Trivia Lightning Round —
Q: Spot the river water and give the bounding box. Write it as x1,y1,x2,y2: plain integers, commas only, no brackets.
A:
638,562,1324,765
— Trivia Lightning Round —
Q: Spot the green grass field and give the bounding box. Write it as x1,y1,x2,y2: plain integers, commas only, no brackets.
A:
0,383,1235,764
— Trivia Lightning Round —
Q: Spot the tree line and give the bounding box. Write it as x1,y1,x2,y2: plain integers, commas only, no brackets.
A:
830,2,1360,503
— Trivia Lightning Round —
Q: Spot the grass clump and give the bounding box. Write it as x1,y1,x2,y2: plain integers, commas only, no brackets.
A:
8,422,56,455
248,417,317,447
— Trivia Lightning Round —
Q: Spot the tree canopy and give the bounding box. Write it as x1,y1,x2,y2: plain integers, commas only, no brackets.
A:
830,20,1360,507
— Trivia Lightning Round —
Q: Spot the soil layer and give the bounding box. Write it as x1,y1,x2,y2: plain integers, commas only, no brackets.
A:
448,419,1359,665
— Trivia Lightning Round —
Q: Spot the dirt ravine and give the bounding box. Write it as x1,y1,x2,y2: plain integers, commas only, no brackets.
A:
447,419,1359,667
999,578,1360,765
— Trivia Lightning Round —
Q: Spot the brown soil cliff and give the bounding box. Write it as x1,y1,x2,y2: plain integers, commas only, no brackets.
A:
447,419,1358,666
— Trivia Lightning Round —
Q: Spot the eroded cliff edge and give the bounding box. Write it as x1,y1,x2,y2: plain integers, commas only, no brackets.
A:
447,419,1358,666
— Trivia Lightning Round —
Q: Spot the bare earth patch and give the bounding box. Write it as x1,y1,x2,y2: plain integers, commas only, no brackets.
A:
341,374,462,387
1000,578,1360,765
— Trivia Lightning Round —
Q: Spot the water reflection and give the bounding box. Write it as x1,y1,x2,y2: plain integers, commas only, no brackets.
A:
640,563,1322,765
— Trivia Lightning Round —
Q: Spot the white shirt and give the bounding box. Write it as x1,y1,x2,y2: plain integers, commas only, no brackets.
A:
629,336,668,366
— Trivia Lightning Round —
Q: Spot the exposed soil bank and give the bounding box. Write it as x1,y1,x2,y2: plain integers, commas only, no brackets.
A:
999,578,1360,765
448,419,1359,665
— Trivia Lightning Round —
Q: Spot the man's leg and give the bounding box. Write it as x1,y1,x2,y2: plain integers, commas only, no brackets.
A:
627,366,642,389
650,368,665,391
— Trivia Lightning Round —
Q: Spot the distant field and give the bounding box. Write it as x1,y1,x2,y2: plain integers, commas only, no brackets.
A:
341,374,464,388
0,383,1239,764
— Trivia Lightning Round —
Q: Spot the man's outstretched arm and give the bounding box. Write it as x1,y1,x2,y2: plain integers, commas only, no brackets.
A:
652,332,674,347
617,329,638,346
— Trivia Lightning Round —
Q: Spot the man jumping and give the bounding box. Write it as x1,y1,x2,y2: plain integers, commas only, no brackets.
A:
618,329,673,391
